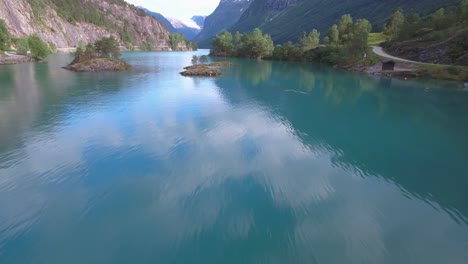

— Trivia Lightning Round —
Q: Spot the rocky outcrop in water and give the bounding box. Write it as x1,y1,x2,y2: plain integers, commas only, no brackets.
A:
180,62,231,77
64,54,130,72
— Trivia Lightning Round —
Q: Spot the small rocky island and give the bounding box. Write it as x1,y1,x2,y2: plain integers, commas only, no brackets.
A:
180,55,231,77
64,37,130,72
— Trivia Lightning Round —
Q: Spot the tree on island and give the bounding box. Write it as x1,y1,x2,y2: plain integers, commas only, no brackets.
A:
66,36,129,72
200,55,208,64
192,55,199,65
75,36,120,60
94,36,120,59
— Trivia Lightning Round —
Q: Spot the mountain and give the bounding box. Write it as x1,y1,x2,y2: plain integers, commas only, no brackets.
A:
140,8,176,33
167,17,202,41
0,0,178,50
142,9,203,41
194,0,253,45
230,0,463,44
191,16,206,28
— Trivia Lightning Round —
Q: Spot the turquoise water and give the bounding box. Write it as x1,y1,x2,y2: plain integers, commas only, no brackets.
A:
1,51,468,264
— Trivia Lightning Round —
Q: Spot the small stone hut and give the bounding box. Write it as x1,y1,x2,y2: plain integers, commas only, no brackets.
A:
382,60,396,71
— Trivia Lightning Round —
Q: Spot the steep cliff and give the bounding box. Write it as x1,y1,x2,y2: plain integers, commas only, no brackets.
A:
0,0,174,49
194,0,253,45
230,0,462,44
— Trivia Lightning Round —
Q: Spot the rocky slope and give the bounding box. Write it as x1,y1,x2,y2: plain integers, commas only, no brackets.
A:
383,26,468,66
230,0,462,44
0,0,177,50
194,0,253,45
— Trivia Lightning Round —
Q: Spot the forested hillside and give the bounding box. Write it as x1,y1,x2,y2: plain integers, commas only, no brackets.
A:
230,0,462,44
0,0,174,49
382,1,468,65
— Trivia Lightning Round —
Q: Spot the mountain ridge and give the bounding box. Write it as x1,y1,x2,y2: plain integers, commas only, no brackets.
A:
230,0,463,44
0,0,179,49
194,0,253,45
142,8,204,41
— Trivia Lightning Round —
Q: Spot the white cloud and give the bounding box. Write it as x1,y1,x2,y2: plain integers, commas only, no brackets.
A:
125,0,219,20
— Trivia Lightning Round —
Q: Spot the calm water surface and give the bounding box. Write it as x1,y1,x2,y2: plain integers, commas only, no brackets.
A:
1,51,468,264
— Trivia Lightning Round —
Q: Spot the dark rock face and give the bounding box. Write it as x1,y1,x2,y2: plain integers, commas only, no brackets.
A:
264,0,297,11
194,0,253,44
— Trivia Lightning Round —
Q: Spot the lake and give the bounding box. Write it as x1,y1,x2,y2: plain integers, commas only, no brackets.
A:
1,51,468,264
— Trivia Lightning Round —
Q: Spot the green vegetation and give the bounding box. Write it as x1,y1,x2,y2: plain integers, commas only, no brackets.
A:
169,33,197,51
192,55,199,65
229,0,461,44
191,55,209,65
200,55,208,64
386,0,468,41
66,36,130,72
0,19,10,51
28,35,51,60
10,35,50,60
368,33,387,46
211,28,274,60
381,0,468,65
13,38,29,55
187,41,198,51
28,0,139,31
141,38,155,51
75,36,120,60
398,64,468,82
212,15,372,66
169,33,185,50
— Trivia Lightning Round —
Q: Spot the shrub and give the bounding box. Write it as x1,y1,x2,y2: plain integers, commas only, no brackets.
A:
0,19,10,51
447,66,461,75
14,38,29,55
199,55,208,64
28,35,50,60
191,55,199,65
94,36,120,59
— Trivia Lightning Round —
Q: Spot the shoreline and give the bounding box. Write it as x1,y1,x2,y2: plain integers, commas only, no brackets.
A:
0,52,31,65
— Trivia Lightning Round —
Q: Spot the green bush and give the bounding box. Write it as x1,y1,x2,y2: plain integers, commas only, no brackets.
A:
169,33,186,51
14,37,29,55
191,55,199,65
447,66,461,75
0,19,10,51
94,36,120,59
28,35,50,60
199,55,208,64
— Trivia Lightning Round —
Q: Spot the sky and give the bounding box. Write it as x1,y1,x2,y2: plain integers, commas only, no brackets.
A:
125,0,220,20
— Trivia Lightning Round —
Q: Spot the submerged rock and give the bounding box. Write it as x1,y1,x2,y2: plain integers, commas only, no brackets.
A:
180,61,231,77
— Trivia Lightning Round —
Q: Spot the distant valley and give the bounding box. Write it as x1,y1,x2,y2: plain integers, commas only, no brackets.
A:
142,8,205,41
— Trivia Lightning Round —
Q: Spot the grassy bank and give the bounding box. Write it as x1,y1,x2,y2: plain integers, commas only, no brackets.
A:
368,33,387,46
